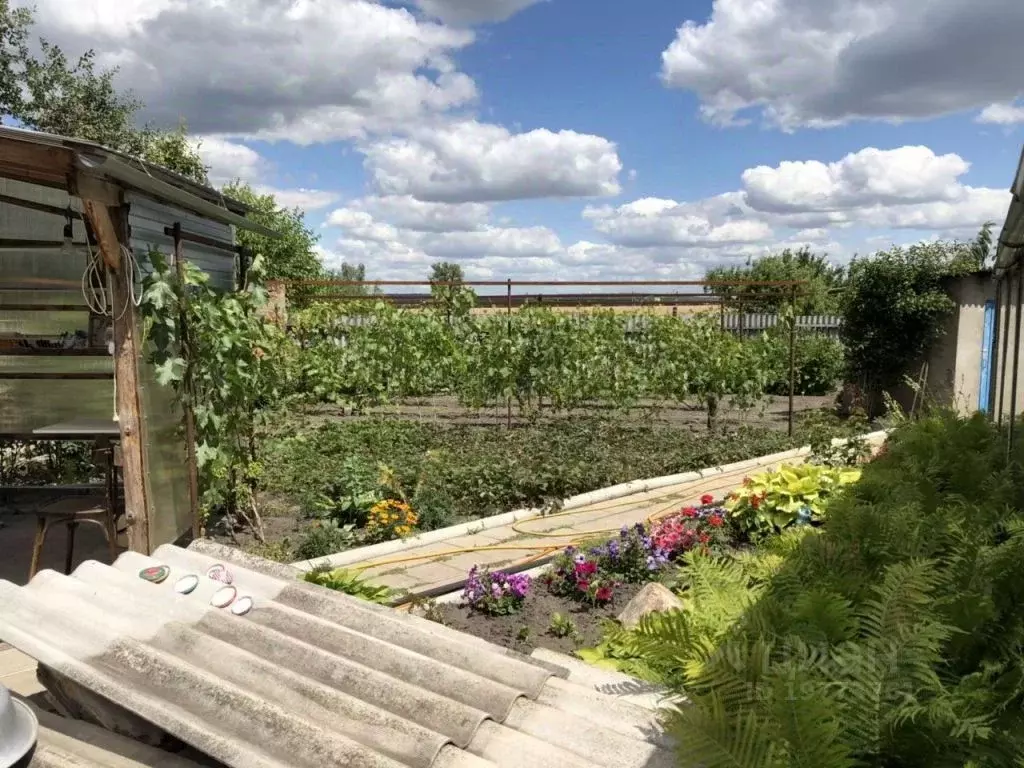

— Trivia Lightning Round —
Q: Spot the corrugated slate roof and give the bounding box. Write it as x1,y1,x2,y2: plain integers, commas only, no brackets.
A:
0,541,673,768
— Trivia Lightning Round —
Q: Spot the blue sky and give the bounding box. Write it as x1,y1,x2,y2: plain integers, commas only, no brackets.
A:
21,0,1024,284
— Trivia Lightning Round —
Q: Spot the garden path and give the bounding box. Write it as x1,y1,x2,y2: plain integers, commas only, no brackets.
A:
329,445,831,595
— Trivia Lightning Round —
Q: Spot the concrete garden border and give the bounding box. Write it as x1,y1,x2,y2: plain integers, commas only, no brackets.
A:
291,429,889,572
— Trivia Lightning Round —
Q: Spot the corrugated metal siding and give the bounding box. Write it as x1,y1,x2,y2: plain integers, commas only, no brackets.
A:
0,542,673,768
126,192,237,291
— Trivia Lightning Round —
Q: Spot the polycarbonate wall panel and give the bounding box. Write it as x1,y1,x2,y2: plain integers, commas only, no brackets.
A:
137,340,192,548
1,179,112,435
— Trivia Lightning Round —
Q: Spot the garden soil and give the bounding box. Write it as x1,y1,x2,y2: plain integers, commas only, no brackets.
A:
437,582,644,655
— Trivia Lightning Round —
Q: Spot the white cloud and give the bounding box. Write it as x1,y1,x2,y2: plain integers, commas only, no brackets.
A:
413,0,545,25
581,145,1009,271
741,146,971,213
977,102,1024,125
362,120,622,202
347,195,490,232
22,0,477,143
660,0,1024,129
583,194,775,248
195,137,339,211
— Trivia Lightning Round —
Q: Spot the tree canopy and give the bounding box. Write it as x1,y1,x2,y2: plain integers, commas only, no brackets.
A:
704,247,846,315
0,0,207,184
222,182,324,286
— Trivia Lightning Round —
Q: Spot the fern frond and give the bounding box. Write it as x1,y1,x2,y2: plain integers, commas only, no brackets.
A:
857,559,943,642
671,693,776,768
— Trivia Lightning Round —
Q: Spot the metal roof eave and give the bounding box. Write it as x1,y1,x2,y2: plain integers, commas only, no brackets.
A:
75,152,280,239
995,146,1024,276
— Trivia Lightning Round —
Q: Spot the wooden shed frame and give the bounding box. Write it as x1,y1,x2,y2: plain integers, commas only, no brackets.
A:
0,126,277,554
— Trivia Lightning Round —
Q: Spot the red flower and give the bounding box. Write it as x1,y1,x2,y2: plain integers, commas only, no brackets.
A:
595,586,613,602
575,561,597,577
708,514,724,528
700,493,714,505
698,533,710,545
577,580,590,592
682,506,698,518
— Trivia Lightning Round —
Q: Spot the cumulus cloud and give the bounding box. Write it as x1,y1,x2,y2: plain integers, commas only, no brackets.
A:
347,195,490,232
21,0,477,143
741,146,971,213
660,0,1024,129
584,194,774,248
413,0,545,25
977,102,1024,125
195,136,339,211
581,145,1009,267
361,120,622,202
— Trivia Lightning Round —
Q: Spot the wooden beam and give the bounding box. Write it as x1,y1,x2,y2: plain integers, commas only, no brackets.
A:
105,205,152,555
74,174,122,207
0,139,72,187
81,198,122,271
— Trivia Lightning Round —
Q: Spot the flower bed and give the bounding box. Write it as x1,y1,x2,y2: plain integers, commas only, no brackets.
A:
436,501,740,655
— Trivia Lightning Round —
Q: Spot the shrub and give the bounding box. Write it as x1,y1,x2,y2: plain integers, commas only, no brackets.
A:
461,566,531,615
636,413,1024,767
303,565,393,604
759,332,846,396
724,463,861,539
293,520,357,561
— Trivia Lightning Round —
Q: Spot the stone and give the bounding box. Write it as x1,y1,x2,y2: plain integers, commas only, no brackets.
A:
616,583,683,629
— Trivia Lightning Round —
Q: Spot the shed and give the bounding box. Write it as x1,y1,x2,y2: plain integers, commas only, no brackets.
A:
0,126,277,553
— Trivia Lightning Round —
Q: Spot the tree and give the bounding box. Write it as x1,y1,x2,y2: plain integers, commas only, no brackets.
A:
429,261,476,324
705,247,846,315
841,234,983,410
0,1,207,183
222,182,323,287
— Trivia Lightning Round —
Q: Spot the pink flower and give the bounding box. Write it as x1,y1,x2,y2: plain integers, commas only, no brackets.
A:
577,580,590,592
701,493,714,505
595,586,613,602
575,561,597,577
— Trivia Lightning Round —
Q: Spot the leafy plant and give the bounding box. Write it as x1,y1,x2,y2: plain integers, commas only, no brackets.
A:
140,249,290,540
293,520,357,561
461,566,531,615
725,464,861,538
632,413,1024,767
303,564,394,604
547,613,579,640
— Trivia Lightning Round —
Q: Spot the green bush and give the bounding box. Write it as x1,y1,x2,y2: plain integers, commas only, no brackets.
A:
635,414,1024,767
758,332,846,396
292,520,357,562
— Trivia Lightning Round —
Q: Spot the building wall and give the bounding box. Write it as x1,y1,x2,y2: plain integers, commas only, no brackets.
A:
993,269,1024,422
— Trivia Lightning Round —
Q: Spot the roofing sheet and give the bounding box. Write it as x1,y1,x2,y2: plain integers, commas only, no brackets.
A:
0,541,673,768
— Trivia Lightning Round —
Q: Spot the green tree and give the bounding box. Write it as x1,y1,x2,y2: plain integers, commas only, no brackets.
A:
705,247,846,315
221,182,324,293
841,235,983,409
0,0,207,183
324,263,378,297
429,261,476,324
